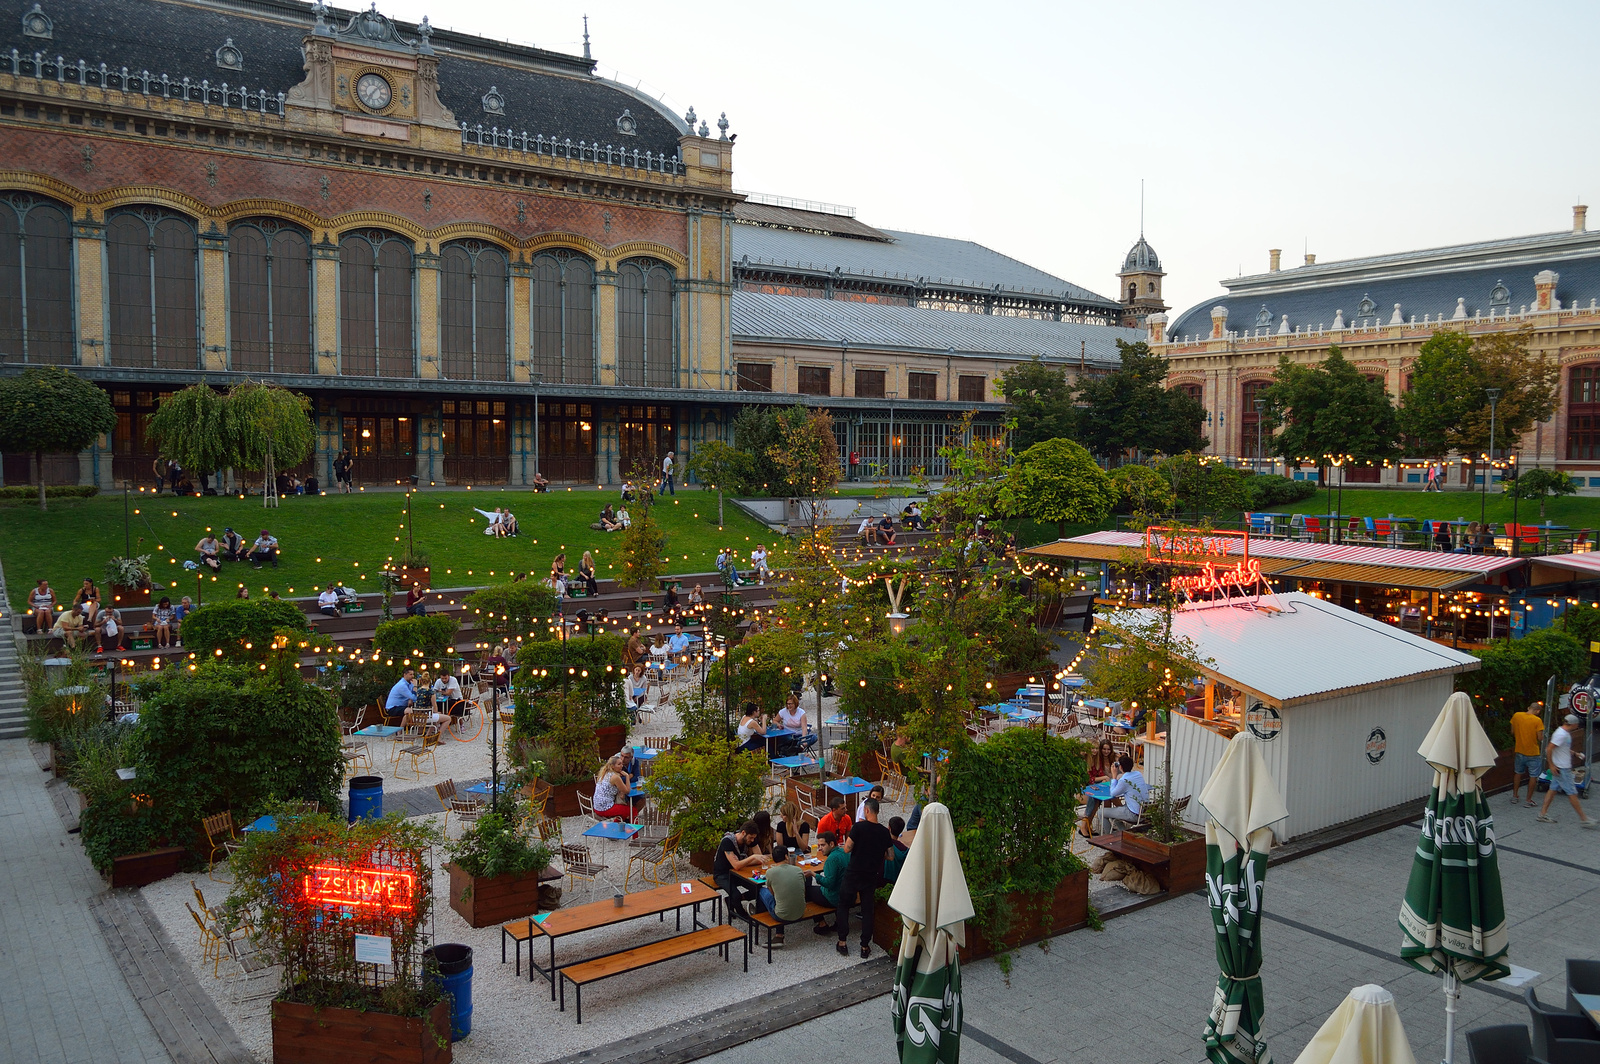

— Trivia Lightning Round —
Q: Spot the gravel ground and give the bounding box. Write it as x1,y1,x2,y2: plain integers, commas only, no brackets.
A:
140,677,915,1063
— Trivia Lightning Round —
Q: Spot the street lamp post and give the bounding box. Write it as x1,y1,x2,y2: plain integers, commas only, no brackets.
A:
531,375,543,484
1253,399,1265,474
1482,389,1502,525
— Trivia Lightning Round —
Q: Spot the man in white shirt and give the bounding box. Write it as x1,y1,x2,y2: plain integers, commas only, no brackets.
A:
661,451,676,495
317,585,341,618
750,544,769,585
1095,755,1148,834
858,517,874,546
249,529,279,569
1538,714,1595,827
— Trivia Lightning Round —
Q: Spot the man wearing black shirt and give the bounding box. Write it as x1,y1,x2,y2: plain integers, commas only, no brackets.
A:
713,820,764,921
837,798,893,958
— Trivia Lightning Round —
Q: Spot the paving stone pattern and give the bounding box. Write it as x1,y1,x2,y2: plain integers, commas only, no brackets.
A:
697,800,1596,1064
0,741,173,1064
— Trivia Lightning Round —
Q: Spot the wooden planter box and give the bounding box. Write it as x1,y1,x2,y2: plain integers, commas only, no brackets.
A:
446,862,560,928
400,566,431,590
593,724,627,758
1480,749,1515,794
109,845,188,888
111,584,151,608
545,781,585,818
1118,830,1207,894
985,669,1049,701
872,869,1090,960
271,999,451,1064
688,849,716,874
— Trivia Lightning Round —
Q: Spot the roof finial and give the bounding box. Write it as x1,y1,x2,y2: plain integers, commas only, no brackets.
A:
582,14,591,60
1140,178,1145,239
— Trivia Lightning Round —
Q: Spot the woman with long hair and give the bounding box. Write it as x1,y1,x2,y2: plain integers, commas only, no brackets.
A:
592,754,630,821
1088,738,1116,783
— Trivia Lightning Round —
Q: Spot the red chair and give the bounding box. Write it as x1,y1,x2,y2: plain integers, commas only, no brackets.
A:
1303,517,1323,541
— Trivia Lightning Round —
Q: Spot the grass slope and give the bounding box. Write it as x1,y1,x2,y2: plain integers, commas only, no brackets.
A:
0,486,782,609
1253,487,1600,527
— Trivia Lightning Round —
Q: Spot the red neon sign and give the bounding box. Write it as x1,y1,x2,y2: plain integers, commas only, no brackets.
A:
302,863,416,914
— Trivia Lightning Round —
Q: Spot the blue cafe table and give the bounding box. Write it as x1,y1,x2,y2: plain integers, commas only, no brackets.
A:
825,776,873,797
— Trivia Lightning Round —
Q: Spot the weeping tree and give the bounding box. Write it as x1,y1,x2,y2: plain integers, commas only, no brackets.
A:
0,366,116,511
143,383,230,488
226,382,315,507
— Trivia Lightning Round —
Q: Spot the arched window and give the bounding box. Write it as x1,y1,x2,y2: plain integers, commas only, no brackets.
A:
339,230,414,378
1240,379,1271,458
617,258,674,388
1175,382,1202,404
229,219,311,374
108,207,198,368
1128,282,1137,302
0,194,75,364
439,240,509,381
531,249,595,385
1568,365,1600,460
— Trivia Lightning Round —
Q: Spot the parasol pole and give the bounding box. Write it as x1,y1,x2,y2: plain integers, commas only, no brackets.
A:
1441,962,1459,1064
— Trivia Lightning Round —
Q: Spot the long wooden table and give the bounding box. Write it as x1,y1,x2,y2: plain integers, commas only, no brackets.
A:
516,880,721,1000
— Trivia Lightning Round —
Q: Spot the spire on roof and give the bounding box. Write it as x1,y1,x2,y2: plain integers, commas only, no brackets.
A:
582,14,591,60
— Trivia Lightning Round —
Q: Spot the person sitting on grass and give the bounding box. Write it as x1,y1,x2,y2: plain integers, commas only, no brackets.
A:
621,481,636,502
221,527,245,561
502,509,519,536
592,754,632,821
51,606,84,650
249,529,279,569
532,471,550,492
29,579,56,635
236,585,250,600
760,845,810,948
151,597,177,649
317,585,341,618
195,533,222,573
616,506,631,530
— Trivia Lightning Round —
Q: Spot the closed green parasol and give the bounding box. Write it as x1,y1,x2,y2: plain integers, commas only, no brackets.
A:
889,802,973,1064
1200,733,1289,1064
1398,692,1509,1064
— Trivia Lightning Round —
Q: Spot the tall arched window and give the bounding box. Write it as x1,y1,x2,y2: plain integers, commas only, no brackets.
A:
0,194,75,364
531,249,595,385
339,230,414,378
1568,365,1600,460
616,258,674,388
1240,379,1271,458
439,240,509,381
229,219,312,374
108,207,198,368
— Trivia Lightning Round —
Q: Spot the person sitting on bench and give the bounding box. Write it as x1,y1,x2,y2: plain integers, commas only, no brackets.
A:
858,516,874,546
1094,754,1147,834
195,533,223,573
317,585,341,618
713,821,765,919
716,547,741,588
902,502,927,531
579,551,599,596
221,527,246,561
759,845,813,948
29,579,57,634
96,608,125,654
405,582,430,617
250,529,279,569
151,597,177,649
51,606,85,649
876,514,897,546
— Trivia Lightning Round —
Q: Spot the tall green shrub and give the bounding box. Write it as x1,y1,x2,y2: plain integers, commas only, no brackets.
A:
1458,627,1587,748
706,628,805,713
463,581,557,638
372,614,461,664
179,599,308,657
644,736,767,853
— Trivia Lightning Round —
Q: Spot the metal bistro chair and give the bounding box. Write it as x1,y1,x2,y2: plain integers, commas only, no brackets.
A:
187,902,227,977
201,811,243,880
626,830,682,889
560,843,608,893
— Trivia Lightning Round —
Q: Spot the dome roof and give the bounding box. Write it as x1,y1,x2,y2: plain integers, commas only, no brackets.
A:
1123,238,1162,273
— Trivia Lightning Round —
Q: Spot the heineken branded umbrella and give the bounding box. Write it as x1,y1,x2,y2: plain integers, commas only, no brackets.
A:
1397,692,1509,1064
889,802,974,1064
1199,732,1290,1064
1292,984,1417,1064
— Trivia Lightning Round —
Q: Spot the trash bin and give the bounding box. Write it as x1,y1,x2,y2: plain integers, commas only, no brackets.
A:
347,776,383,822
424,944,473,1041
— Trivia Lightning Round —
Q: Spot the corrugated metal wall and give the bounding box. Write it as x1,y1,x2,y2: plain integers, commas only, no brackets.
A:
1144,674,1451,839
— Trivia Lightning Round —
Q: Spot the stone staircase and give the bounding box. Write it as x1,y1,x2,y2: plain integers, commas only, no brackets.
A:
0,555,27,740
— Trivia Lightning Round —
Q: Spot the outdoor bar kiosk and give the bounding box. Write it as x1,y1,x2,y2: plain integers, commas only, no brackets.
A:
1107,591,1481,841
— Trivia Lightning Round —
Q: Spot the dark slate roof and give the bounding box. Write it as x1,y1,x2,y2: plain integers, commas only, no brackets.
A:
1122,237,1160,273
732,222,1122,308
1168,227,1600,340
3,0,686,157
732,290,1138,364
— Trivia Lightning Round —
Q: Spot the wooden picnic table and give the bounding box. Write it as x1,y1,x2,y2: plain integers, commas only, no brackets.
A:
509,880,720,1000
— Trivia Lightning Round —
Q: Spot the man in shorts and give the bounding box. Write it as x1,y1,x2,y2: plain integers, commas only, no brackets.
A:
1537,714,1594,828
1509,702,1545,807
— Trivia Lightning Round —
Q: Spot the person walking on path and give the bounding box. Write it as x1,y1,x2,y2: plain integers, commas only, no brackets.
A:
1509,703,1545,807
1537,714,1594,827
661,450,676,495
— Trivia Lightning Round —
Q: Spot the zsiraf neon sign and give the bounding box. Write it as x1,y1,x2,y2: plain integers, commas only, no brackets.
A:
1144,526,1275,610
302,863,416,914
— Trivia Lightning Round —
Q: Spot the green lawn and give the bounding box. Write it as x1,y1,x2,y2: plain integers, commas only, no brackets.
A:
0,486,782,609
1253,487,1600,528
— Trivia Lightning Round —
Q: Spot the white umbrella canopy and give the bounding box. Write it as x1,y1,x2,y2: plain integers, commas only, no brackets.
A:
1292,984,1418,1064
889,803,974,1064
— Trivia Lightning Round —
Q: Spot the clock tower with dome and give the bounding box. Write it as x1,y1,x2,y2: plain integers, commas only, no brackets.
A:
1118,235,1168,327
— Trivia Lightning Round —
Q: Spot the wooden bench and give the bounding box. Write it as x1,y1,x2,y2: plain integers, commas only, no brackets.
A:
697,874,726,925
749,901,834,963
501,916,542,977
559,925,747,1022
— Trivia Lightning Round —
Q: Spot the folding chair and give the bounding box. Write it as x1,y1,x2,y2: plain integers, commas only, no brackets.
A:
201,812,242,880
187,902,226,977
560,844,607,892
625,831,681,889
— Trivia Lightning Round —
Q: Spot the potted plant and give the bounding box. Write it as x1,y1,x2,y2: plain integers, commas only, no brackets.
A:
400,550,431,590
104,554,154,608
444,801,556,927
644,736,766,872
1117,783,1207,894
222,808,453,1064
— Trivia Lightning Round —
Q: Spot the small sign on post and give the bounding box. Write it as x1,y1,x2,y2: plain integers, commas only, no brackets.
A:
353,933,392,966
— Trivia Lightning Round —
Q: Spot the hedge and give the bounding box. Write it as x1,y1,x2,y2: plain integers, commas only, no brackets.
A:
179,598,309,657
0,484,98,500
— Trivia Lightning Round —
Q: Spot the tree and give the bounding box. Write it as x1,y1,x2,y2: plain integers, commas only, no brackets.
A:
1107,463,1176,515
144,383,230,482
225,382,315,506
0,366,115,511
767,407,840,526
1154,453,1248,516
730,405,786,495
1504,467,1578,518
1076,340,1207,461
995,357,1076,451
686,439,756,527
1000,437,1115,537
1398,328,1558,460
615,454,667,590
1259,346,1399,471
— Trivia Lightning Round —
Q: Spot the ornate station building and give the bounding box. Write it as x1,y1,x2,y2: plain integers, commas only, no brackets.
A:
1155,208,1600,488
0,0,1147,487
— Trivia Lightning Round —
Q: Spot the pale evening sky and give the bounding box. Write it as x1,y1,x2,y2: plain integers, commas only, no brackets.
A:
378,0,1600,322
